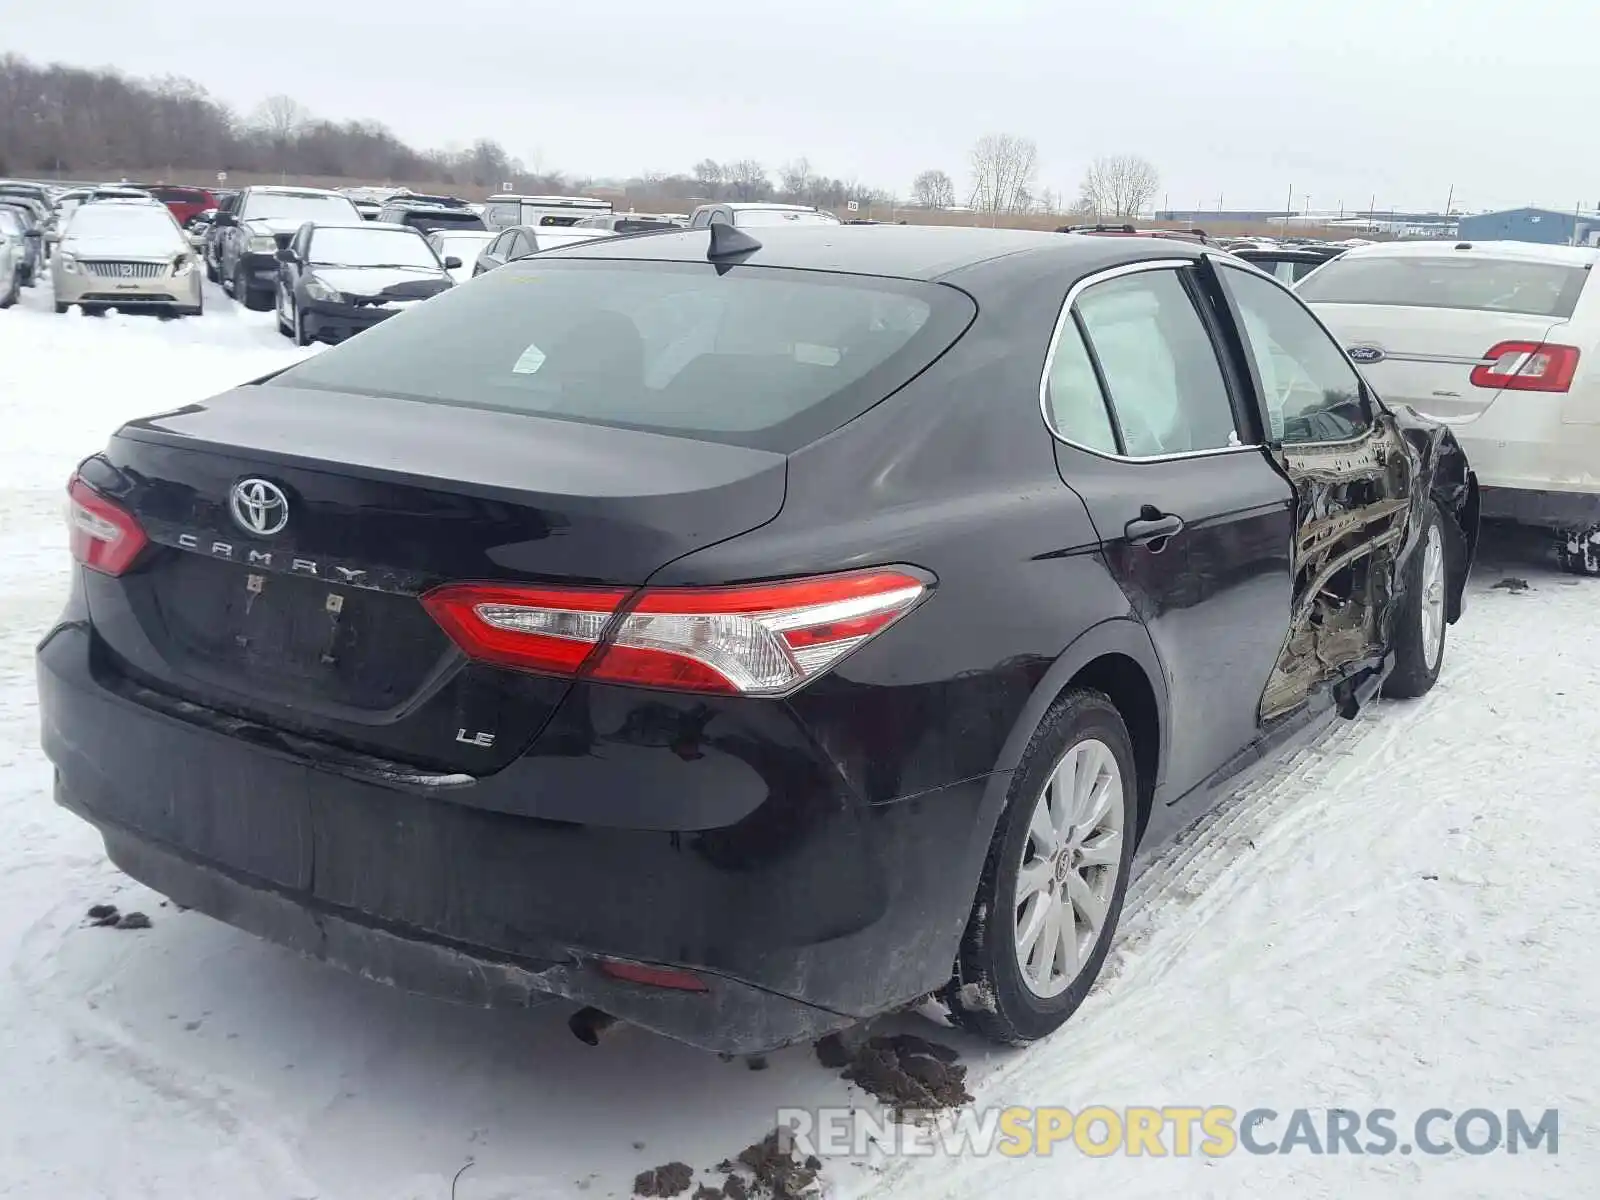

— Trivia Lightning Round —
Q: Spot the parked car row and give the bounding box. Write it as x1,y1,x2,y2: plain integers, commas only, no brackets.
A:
0,179,209,317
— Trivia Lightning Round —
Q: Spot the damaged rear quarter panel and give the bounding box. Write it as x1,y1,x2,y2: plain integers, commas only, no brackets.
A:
1261,404,1477,721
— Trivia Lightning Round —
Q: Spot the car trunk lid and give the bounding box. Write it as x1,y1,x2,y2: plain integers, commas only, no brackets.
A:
1310,302,1566,423
83,383,787,775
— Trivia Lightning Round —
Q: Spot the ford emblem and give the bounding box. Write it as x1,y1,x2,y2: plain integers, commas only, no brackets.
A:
1347,345,1385,364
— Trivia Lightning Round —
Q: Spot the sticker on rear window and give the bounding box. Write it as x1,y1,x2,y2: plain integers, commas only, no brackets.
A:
512,344,546,374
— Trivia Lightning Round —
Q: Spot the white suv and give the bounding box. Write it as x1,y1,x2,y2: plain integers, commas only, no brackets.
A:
1298,240,1600,570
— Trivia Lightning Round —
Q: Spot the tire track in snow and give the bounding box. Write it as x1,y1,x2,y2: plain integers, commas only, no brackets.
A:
863,573,1600,1200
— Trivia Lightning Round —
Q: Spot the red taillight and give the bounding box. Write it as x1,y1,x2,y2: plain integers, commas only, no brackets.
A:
1469,341,1581,393
596,959,709,992
67,476,148,576
420,583,629,676
420,568,928,696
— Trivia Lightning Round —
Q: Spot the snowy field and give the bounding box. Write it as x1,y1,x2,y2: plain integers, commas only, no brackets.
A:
0,277,1595,1199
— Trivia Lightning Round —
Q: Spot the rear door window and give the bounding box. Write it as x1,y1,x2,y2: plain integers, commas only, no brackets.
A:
1296,254,1591,317
1042,319,1119,454
266,260,976,452
1072,268,1240,456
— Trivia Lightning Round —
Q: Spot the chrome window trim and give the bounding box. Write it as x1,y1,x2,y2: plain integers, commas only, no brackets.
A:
1038,258,1265,464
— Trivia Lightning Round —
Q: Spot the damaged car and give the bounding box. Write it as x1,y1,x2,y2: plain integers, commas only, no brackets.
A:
37,227,1476,1056
273,221,456,345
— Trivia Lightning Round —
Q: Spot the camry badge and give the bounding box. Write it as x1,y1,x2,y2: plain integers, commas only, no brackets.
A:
229,478,289,536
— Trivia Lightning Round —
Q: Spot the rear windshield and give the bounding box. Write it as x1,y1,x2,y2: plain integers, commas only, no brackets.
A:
242,191,361,224
614,219,672,233
1296,254,1591,317
407,211,487,231
147,186,208,203
266,259,974,452
733,209,840,228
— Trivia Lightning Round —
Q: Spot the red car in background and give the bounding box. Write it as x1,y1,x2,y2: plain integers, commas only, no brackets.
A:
139,184,217,228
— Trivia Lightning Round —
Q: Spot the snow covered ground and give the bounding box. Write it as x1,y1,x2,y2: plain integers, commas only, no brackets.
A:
1,277,1594,1199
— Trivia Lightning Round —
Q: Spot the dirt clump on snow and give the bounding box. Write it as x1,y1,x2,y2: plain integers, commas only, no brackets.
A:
824,1032,971,1117
633,1161,695,1197
732,1130,820,1199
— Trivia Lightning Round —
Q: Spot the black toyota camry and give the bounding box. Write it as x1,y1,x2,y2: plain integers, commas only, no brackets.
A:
39,225,1478,1055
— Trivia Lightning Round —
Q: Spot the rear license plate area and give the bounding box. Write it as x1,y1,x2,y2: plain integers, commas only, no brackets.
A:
150,553,445,709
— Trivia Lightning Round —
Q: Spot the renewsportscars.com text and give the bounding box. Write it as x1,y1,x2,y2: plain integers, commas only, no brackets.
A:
777,1105,1560,1159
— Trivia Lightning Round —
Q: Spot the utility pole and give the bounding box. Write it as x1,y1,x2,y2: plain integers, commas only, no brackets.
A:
1444,184,1454,216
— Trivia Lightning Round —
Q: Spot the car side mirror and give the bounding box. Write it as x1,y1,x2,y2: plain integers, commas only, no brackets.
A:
274,247,296,263
444,256,462,270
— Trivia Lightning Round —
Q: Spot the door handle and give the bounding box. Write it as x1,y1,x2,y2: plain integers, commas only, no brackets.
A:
1125,512,1185,547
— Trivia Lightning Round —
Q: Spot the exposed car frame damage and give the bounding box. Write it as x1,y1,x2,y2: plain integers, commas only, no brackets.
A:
1261,408,1477,721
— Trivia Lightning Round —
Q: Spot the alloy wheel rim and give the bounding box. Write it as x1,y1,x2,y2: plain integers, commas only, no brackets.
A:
1013,737,1125,999
1420,523,1445,670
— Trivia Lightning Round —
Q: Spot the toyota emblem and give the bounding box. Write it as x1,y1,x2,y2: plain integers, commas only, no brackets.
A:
229,478,289,536
1347,345,1386,365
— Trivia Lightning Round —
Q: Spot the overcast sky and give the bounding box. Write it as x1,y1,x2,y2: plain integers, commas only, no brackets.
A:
7,0,1595,213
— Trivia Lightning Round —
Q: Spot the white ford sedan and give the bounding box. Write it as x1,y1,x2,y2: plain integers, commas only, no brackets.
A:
1299,239,1600,570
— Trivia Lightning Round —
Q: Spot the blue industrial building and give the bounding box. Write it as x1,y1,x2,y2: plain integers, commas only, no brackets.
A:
1456,207,1600,246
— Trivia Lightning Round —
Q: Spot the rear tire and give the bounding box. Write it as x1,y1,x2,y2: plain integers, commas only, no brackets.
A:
1383,501,1449,699
0,268,18,308
1556,525,1600,576
943,689,1137,1046
53,301,69,315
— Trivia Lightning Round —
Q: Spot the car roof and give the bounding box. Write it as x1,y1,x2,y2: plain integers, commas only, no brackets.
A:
538,223,1203,282
309,221,418,232
1336,239,1600,266
495,194,609,203
710,203,822,213
1233,245,1344,261
246,185,346,197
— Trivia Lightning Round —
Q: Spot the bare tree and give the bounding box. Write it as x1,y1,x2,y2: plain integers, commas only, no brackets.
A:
911,168,955,209
1077,155,1160,220
967,134,1037,216
254,94,309,141
778,158,813,203
692,158,725,196
724,159,770,201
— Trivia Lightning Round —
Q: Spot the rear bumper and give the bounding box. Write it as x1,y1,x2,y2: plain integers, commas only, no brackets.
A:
1479,486,1600,529
238,251,280,288
1444,393,1600,509
37,619,987,1054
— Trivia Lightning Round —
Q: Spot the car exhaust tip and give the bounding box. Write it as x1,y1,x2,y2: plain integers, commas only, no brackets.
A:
568,1006,619,1046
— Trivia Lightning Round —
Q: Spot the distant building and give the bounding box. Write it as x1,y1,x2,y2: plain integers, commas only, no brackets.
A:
1456,207,1600,246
